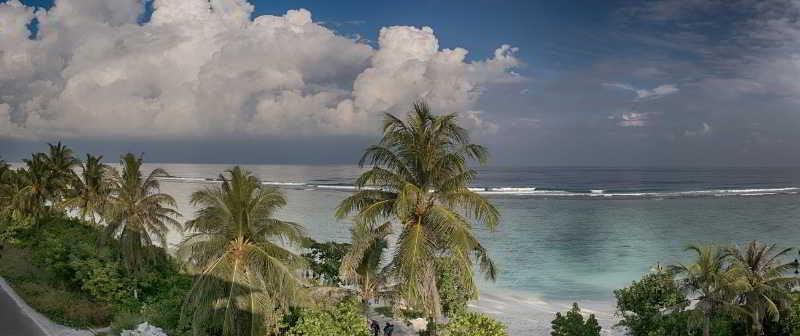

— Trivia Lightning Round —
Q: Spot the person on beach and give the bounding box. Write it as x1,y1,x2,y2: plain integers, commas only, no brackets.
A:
370,320,380,336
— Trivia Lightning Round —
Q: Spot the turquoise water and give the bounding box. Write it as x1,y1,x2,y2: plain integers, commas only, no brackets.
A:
144,164,800,335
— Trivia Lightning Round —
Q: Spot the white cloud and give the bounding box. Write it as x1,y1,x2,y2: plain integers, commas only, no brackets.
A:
602,82,678,101
614,111,653,127
0,0,521,140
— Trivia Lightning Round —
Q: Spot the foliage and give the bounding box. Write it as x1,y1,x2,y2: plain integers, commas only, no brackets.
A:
669,244,738,336
436,256,476,317
284,297,370,336
440,311,508,336
303,239,350,285
339,219,390,302
140,273,194,336
71,257,131,305
550,303,601,336
335,101,499,327
614,270,689,336
0,215,33,245
726,241,798,336
106,153,181,272
178,166,308,336
62,154,111,226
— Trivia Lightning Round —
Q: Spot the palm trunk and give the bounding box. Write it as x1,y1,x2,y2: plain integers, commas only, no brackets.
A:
703,313,710,336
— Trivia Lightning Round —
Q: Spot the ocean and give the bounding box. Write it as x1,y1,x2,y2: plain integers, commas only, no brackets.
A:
87,164,800,334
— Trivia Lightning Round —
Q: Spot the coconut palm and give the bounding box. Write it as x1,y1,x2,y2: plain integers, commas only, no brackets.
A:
670,244,737,336
41,141,79,203
20,153,58,219
339,219,391,303
105,153,181,271
0,169,34,223
335,101,499,334
62,154,111,226
178,166,308,336
727,241,797,336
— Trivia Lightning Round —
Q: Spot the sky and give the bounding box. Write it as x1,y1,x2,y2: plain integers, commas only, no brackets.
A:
1,0,800,166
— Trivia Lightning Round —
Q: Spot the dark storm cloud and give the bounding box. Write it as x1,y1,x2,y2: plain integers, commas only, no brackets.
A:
471,0,800,166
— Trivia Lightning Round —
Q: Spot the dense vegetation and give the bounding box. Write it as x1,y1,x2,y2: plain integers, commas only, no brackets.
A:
0,102,508,336
614,242,800,336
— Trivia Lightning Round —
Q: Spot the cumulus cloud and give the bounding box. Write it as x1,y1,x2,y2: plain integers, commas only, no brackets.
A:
602,82,679,101
0,0,521,140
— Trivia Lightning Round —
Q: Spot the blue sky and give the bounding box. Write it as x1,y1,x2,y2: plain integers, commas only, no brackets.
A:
2,0,800,165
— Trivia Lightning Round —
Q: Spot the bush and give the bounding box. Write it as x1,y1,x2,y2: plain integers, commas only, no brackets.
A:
285,297,370,336
550,303,601,336
71,257,131,305
302,240,350,286
436,256,476,318
18,282,113,327
140,273,194,336
441,311,508,336
614,271,688,336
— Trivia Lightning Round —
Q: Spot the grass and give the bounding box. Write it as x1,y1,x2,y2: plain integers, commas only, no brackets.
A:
0,245,113,328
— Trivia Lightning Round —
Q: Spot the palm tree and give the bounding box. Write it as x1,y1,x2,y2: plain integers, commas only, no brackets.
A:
0,168,33,223
340,219,391,303
727,241,797,336
41,141,79,204
670,244,737,336
178,166,308,336
335,101,499,334
20,153,57,220
62,154,111,226
105,153,181,271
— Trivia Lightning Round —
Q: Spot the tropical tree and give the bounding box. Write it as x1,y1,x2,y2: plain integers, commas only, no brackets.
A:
339,219,391,303
20,153,58,219
670,244,737,336
62,154,111,226
178,166,308,336
105,153,181,271
41,141,80,203
727,241,797,336
335,101,499,334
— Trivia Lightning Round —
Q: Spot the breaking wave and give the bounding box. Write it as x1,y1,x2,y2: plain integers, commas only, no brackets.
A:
156,177,800,199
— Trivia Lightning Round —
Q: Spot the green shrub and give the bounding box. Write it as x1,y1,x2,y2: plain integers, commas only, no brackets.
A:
436,256,475,318
302,240,350,286
550,303,601,336
614,271,688,336
441,311,508,336
71,257,131,305
17,282,113,327
140,273,194,336
285,297,370,336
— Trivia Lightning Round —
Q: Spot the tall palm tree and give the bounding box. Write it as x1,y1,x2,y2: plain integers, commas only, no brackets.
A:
727,241,797,336
335,101,499,333
340,219,391,303
178,166,308,336
62,154,111,226
670,244,737,336
0,169,34,223
41,141,79,204
105,153,181,271
20,153,57,220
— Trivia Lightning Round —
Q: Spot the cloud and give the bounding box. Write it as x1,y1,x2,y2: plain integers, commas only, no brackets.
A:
602,82,679,100
0,0,521,140
614,111,653,127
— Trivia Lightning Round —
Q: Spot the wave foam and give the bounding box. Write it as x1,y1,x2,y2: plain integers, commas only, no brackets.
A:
156,176,800,200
